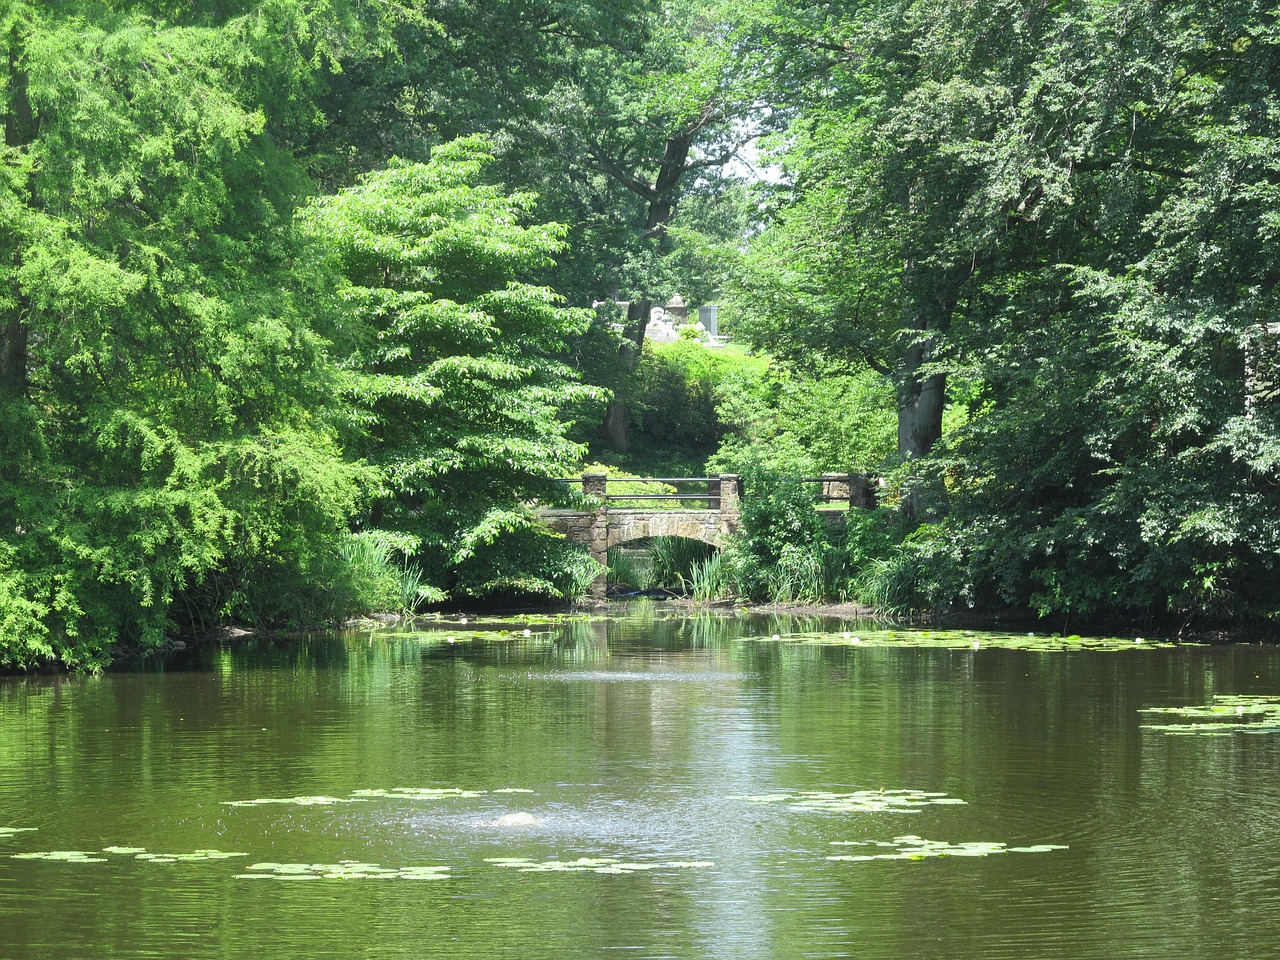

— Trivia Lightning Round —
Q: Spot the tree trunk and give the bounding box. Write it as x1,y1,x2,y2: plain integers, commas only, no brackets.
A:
601,299,650,452
897,341,945,459
602,398,631,452
895,262,960,519
593,129,691,452
896,262,958,460
644,133,691,244
0,314,26,400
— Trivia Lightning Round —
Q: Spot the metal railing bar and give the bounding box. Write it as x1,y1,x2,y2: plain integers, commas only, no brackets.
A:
604,494,720,501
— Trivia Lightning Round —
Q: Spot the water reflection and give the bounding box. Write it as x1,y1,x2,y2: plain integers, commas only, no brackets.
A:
1,605,1279,959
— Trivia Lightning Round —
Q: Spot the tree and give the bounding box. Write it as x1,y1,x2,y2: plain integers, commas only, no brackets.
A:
927,0,1280,622
301,136,602,600
734,0,1056,467
744,0,1280,621
0,2,368,667
489,0,776,451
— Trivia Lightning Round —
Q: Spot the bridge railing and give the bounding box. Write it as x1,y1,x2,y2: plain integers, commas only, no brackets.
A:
556,475,742,510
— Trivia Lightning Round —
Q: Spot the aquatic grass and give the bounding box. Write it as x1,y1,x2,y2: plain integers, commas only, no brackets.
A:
827,835,1068,862
607,548,654,591
483,856,713,875
686,551,732,601
649,537,715,589
238,861,451,881
765,544,826,604
398,561,445,615
733,789,965,813
738,629,1176,652
1139,695,1280,736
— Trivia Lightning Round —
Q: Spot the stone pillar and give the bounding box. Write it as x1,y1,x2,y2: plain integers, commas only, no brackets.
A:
717,474,741,536
850,474,878,509
697,304,719,339
582,472,609,596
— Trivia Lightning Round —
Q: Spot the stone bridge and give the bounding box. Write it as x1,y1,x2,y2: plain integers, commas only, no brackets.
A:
540,472,876,596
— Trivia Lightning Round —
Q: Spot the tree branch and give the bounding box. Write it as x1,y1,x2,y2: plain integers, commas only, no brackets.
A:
586,143,658,201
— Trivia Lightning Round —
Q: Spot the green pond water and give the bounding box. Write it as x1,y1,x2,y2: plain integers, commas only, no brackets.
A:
2,603,1280,959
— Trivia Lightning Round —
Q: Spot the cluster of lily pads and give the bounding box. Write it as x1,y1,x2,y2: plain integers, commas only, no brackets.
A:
739,630,1172,652
10,846,246,865
238,861,452,881
1139,695,1280,736
222,786,535,807
827,836,1068,862
3,842,711,881
5,778,1071,880
733,789,966,814
484,857,713,875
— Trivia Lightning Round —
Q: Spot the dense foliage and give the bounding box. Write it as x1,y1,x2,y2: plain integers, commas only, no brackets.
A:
0,1,371,667
0,2,606,667
3,0,1278,668
733,0,1280,625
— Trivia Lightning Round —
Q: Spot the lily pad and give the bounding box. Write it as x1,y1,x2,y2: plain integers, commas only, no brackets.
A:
134,849,248,862
827,835,1068,862
482,856,713,875
10,850,108,863
351,787,487,800
221,795,370,807
733,789,965,814
1140,695,1280,736
0,827,36,838
238,860,451,881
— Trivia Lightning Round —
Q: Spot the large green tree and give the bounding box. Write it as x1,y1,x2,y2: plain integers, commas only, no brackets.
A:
928,0,1280,622
741,0,1280,621
0,2,368,667
302,137,602,600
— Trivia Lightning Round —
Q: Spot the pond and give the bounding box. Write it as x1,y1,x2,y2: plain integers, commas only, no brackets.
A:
2,603,1279,959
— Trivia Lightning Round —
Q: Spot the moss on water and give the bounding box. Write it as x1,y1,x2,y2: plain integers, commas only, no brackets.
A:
738,629,1177,652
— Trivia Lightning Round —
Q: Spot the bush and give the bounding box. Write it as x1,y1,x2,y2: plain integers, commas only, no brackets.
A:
853,523,966,616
